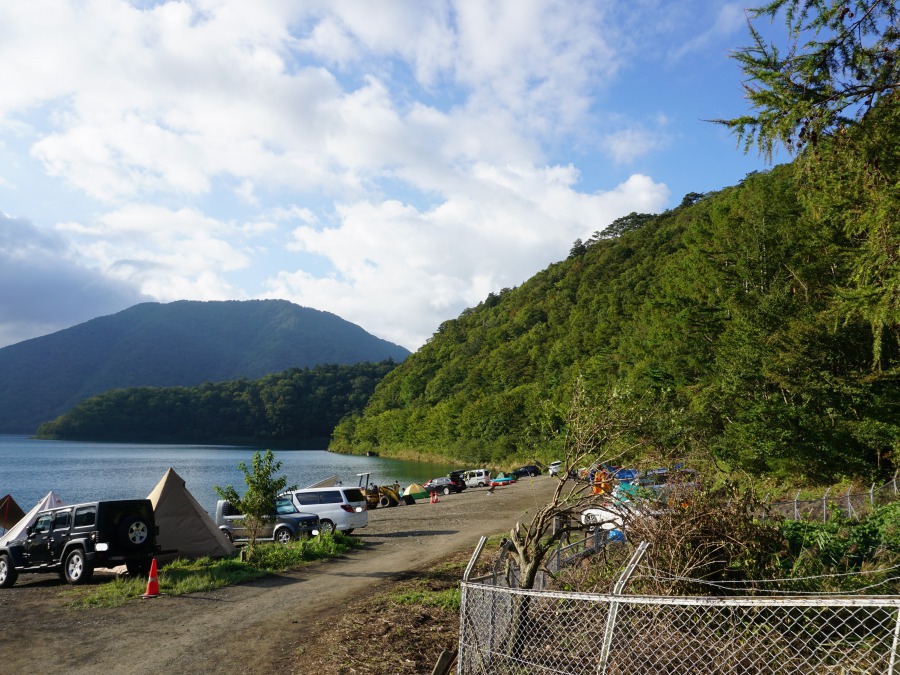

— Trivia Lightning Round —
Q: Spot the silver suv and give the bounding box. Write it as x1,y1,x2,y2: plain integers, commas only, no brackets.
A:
214,497,319,544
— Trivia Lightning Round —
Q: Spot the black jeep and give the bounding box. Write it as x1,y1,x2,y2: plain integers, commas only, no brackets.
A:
0,499,158,587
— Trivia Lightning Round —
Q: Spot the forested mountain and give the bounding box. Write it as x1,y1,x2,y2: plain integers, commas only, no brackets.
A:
332,97,900,484
0,299,409,433
36,361,397,447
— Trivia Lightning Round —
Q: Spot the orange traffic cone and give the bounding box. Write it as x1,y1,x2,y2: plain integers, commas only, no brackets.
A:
141,558,160,599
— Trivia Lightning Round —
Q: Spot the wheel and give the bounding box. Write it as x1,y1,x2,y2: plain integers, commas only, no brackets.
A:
63,548,94,585
443,486,451,495
319,519,335,534
0,554,17,588
478,482,485,488
344,529,354,535
379,495,391,508
126,560,151,577
220,528,233,543
120,517,150,547
274,528,293,544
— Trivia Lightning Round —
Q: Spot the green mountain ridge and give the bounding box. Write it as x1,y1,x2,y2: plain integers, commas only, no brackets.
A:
0,299,409,433
331,99,900,484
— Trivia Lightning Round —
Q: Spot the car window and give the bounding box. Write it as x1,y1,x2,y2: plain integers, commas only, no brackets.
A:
73,506,96,528
320,491,342,504
292,492,321,506
343,489,365,503
52,510,71,530
33,514,52,533
275,498,298,515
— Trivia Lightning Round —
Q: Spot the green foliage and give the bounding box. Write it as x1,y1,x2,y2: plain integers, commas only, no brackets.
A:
214,449,296,551
390,587,461,612
332,100,900,483
778,501,900,592
717,0,900,159
36,360,397,446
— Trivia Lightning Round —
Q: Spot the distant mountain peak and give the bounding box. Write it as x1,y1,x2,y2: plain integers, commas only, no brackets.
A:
0,299,409,433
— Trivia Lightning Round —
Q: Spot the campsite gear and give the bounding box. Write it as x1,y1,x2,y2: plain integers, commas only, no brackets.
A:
403,483,429,501
141,558,160,598
147,468,236,561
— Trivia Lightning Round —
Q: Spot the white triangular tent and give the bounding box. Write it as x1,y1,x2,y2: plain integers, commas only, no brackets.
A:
147,468,236,560
0,491,65,547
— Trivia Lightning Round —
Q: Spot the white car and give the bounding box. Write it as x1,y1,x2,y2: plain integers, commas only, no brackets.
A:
282,486,368,534
548,461,562,477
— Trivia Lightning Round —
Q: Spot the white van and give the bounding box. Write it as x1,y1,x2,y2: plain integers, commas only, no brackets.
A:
282,486,368,534
463,469,491,488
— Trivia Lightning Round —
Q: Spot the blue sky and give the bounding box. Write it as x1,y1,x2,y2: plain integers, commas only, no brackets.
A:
0,0,779,351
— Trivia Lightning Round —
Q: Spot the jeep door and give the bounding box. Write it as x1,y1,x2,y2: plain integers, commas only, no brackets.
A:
24,514,53,565
48,510,73,560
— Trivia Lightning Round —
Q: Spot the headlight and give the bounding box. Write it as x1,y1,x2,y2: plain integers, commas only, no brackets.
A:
312,529,320,536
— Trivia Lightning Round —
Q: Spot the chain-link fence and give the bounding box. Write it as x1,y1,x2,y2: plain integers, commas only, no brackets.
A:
766,473,900,522
458,581,900,674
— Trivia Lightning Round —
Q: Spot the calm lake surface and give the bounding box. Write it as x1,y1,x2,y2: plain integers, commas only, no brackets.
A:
0,435,458,517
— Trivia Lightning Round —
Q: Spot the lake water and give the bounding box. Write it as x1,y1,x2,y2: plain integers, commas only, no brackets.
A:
0,435,459,518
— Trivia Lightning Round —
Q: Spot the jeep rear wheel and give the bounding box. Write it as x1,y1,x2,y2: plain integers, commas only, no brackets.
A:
0,554,17,588
64,548,94,585
121,517,150,546
274,528,293,545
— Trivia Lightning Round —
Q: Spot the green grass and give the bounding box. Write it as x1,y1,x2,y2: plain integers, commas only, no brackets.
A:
390,587,461,611
66,532,362,608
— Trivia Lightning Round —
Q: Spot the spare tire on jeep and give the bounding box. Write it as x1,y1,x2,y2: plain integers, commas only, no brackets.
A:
119,516,151,547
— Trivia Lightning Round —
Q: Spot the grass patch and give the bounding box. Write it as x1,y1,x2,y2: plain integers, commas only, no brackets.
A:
67,532,361,608
391,587,461,611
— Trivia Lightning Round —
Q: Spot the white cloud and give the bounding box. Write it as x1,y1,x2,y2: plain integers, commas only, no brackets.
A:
273,171,668,348
0,0,727,352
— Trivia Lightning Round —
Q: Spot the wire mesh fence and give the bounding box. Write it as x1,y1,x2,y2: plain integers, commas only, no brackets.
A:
766,473,899,522
458,582,900,674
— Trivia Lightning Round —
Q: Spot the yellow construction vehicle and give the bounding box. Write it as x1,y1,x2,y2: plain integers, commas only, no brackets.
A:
356,473,405,508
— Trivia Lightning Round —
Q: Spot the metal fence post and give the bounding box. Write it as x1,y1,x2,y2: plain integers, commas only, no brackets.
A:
846,484,855,519
872,483,877,510
889,606,900,675
598,541,648,675
822,487,831,523
794,490,801,520
464,536,488,582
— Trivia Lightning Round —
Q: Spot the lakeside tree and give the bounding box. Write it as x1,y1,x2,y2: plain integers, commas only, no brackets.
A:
717,0,900,159
214,450,296,554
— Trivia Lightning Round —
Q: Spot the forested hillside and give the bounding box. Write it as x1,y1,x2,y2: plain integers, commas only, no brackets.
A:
332,97,900,484
0,299,409,433
36,361,397,446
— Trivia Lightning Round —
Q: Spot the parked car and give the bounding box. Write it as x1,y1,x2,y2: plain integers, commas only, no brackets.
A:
214,497,319,544
511,465,541,478
462,469,491,488
0,499,158,587
489,473,517,487
548,461,563,477
423,476,466,495
281,486,368,534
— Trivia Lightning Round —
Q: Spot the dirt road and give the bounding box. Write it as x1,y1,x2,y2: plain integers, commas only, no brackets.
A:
0,477,558,674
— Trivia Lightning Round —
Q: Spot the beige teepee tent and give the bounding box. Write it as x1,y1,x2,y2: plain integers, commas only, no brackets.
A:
147,468,236,560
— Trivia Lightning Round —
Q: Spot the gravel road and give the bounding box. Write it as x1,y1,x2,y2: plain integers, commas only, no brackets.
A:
0,476,559,674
